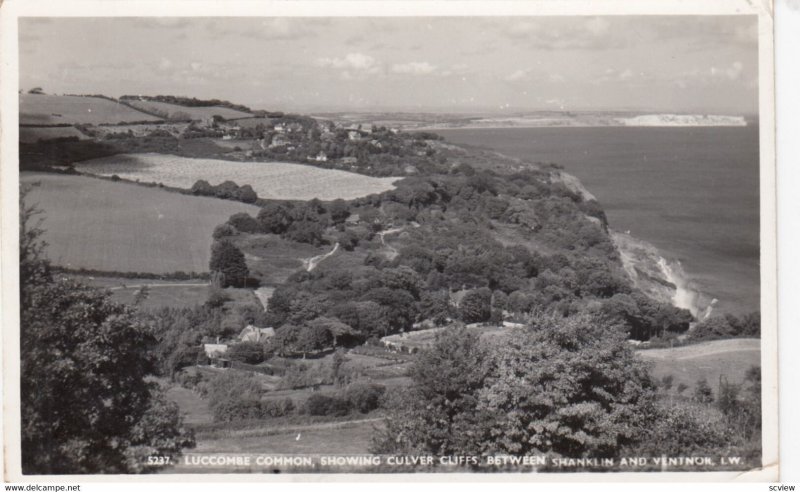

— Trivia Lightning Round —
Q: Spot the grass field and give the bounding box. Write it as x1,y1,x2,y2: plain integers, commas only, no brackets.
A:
20,94,160,125
73,275,211,309
639,338,761,392
22,172,259,273
76,153,400,201
125,100,252,121
19,126,89,143
235,234,327,285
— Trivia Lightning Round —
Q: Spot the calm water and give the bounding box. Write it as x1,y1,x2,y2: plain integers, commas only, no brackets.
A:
436,127,760,315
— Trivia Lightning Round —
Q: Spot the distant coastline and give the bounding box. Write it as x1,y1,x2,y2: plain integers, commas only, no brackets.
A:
319,111,750,131
414,113,747,130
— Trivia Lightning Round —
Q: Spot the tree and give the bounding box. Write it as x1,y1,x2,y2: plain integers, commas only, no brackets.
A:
295,323,333,356
19,194,194,473
209,240,249,287
257,202,293,234
191,179,214,196
212,223,236,240
227,212,259,233
477,312,656,458
286,220,325,246
459,287,492,323
227,341,265,364
371,327,492,455
236,184,258,204
328,199,350,224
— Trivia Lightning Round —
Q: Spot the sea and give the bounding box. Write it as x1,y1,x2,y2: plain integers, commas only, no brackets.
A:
435,126,761,317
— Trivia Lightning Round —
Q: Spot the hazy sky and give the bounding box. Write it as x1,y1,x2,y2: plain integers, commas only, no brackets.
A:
19,16,759,114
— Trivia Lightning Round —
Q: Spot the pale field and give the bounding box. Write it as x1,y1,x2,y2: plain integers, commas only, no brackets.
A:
21,172,259,273
639,338,761,392
77,153,401,201
19,94,160,125
126,100,252,120
19,126,89,143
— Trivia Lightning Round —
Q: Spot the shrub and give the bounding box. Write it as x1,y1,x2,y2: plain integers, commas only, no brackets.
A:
206,371,262,412
305,393,351,416
205,288,230,308
260,398,295,418
212,398,261,423
344,382,386,413
227,341,265,365
694,378,714,404
632,401,734,456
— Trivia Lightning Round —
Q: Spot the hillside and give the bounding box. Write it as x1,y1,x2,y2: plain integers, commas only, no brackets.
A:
124,99,253,121
21,172,260,274
20,93,161,125
18,92,762,472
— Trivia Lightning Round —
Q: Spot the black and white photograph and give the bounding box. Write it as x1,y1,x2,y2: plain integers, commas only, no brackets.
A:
1,0,781,482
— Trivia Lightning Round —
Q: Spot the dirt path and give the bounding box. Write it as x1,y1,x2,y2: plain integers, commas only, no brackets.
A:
108,282,208,291
253,287,275,311
637,338,760,361
376,226,405,260
303,242,339,272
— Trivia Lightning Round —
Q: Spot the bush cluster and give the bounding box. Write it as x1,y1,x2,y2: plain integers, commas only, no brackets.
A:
192,179,258,204
212,398,295,423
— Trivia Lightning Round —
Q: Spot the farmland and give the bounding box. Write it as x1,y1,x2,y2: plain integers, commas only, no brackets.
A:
19,125,89,143
125,99,252,121
77,153,401,200
21,172,259,273
640,338,761,391
20,94,160,125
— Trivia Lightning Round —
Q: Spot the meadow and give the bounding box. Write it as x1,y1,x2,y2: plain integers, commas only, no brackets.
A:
20,94,160,125
125,99,252,121
640,338,761,392
21,172,259,274
77,153,401,201
19,126,89,143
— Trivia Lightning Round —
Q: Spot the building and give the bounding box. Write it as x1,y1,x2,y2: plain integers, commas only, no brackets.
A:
270,133,291,148
203,343,228,358
239,325,276,343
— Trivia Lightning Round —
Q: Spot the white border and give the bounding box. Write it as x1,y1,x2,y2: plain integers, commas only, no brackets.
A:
0,0,779,483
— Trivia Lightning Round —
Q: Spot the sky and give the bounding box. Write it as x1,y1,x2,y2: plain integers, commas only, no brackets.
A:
19,16,759,114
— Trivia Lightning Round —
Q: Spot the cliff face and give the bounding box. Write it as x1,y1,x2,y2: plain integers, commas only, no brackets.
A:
611,231,713,319
615,114,746,127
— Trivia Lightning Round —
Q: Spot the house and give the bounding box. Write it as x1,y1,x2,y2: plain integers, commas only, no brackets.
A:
270,133,291,148
347,130,362,141
203,343,228,358
314,151,328,162
273,123,287,133
340,156,358,165
239,325,276,343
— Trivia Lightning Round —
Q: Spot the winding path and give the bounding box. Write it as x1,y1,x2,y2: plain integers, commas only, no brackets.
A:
376,226,405,260
304,242,339,272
